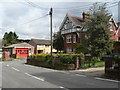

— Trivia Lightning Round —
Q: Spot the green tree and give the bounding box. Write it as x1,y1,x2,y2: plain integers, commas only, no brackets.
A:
85,3,113,59
53,32,64,53
3,31,19,46
74,39,89,54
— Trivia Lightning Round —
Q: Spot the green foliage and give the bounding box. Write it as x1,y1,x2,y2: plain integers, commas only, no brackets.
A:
57,54,84,64
83,60,105,68
28,53,84,65
91,57,100,66
112,55,120,63
2,56,15,61
53,32,64,52
74,42,89,54
113,41,120,53
18,39,30,43
3,31,19,46
28,54,104,69
84,3,114,58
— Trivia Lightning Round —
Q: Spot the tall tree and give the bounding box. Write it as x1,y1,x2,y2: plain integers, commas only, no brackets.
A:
3,31,19,46
53,32,64,52
85,3,113,58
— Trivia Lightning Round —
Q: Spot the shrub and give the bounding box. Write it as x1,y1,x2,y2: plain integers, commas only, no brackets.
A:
28,53,84,66
112,55,120,63
91,57,100,66
56,54,84,64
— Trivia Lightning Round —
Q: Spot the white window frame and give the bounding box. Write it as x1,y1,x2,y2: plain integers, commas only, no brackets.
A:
73,34,76,43
66,35,72,43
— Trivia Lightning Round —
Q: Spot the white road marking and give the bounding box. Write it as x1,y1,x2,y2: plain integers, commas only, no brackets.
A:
24,64,58,71
75,74,87,77
59,86,69,90
42,68,57,72
25,73,44,81
11,67,20,72
24,64,39,68
6,64,9,67
95,77,119,83
59,86,64,88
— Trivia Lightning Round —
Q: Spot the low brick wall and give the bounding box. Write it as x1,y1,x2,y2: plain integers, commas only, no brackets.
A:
27,59,48,67
27,58,76,70
103,56,120,77
63,64,75,70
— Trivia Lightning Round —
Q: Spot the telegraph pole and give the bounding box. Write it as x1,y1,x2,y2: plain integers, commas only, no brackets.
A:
49,8,53,56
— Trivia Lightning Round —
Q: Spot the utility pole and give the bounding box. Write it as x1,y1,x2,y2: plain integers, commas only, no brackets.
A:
49,8,53,56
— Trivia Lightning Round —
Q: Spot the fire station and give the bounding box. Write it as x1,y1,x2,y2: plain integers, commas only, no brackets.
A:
4,42,34,58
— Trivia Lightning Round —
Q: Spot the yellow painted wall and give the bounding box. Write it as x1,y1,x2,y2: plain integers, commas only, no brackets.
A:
37,45,56,54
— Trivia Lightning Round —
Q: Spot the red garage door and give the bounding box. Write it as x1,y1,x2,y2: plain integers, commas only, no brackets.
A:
16,48,28,58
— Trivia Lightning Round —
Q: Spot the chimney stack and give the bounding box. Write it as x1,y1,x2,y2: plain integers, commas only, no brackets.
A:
82,12,89,21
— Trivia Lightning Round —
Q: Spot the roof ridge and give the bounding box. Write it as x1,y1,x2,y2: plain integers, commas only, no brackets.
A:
67,13,82,18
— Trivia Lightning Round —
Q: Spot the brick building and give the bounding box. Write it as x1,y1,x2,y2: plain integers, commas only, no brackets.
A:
117,22,120,40
29,38,57,54
60,12,120,53
4,42,34,58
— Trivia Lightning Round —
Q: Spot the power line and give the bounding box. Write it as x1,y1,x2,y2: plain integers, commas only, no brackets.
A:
2,1,119,39
24,1,118,10
24,0,93,10
24,0,49,10
67,2,118,13
23,0,118,15
1,14,49,37
53,3,94,10
15,14,49,27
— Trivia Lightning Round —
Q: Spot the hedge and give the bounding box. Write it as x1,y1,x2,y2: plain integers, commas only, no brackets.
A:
28,53,84,64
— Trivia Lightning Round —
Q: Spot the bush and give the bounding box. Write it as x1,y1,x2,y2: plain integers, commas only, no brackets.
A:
27,53,84,69
28,53,105,69
91,57,100,66
112,55,120,64
2,56,15,61
57,54,84,64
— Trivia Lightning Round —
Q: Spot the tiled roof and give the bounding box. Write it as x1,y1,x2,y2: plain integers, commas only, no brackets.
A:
67,14,84,26
30,39,50,45
4,42,33,48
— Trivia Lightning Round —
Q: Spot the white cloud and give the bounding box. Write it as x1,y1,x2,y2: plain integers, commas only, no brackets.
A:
0,1,118,40
0,0,116,2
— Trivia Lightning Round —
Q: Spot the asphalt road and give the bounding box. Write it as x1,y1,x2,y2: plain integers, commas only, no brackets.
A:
2,60,120,89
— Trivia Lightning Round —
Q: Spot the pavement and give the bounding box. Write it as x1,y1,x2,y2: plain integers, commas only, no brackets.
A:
1,59,120,89
69,67,105,77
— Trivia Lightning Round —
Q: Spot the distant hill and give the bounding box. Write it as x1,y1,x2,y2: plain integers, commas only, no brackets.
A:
18,39,30,43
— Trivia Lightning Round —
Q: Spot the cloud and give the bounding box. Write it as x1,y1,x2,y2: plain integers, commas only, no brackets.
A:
0,1,118,40
0,0,115,2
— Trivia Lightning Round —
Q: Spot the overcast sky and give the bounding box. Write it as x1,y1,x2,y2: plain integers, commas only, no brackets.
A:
0,0,119,40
